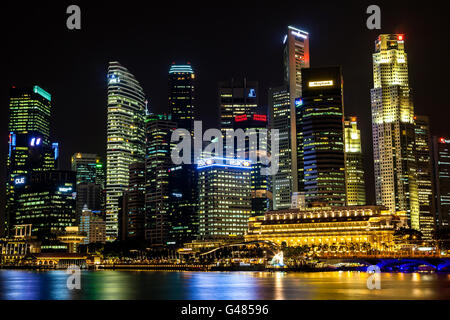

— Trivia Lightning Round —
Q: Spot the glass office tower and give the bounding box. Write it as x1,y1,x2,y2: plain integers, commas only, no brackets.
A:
219,78,259,130
414,116,435,240
15,170,76,240
433,137,450,230
71,153,105,221
106,61,146,240
297,67,346,207
145,114,176,244
169,63,195,133
233,114,272,215
269,85,291,210
283,26,310,195
6,86,57,236
198,157,252,241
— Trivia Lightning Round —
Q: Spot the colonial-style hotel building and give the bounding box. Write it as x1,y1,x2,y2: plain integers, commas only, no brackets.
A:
245,206,408,252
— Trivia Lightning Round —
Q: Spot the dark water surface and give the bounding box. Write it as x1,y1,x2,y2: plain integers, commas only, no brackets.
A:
0,270,449,300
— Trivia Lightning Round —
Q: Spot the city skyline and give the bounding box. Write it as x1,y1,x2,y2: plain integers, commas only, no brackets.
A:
2,2,450,230
2,3,450,305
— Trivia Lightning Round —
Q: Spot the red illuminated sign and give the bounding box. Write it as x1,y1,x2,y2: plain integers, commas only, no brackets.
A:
235,115,248,122
253,114,267,122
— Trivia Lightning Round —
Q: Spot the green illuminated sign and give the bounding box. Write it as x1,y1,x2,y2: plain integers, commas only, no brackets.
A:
33,85,52,101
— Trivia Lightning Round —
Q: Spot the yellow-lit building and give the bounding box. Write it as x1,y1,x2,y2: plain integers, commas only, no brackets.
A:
57,226,86,253
370,34,419,230
344,117,366,206
0,224,41,264
245,206,408,253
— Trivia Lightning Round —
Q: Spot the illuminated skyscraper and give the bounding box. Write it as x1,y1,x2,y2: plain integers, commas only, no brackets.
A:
270,26,310,210
145,114,176,244
219,78,259,130
233,114,272,215
15,170,76,241
71,153,105,220
106,61,146,240
169,63,195,132
127,161,146,239
198,157,252,240
433,137,450,230
269,85,291,209
370,34,419,229
6,86,58,236
298,67,346,207
414,116,435,240
283,26,310,194
167,163,198,246
167,64,198,246
344,117,366,206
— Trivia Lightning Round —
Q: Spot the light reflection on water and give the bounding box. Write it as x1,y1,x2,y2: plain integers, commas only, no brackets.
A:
0,270,449,300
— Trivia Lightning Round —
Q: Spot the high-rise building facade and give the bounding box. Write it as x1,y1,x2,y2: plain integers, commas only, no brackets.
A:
414,116,435,240
14,170,76,240
269,85,291,210
167,63,198,246
6,86,58,236
344,117,366,206
79,205,106,244
127,161,146,239
219,78,259,130
283,26,310,195
106,61,146,240
433,137,450,230
198,157,252,241
370,34,419,229
297,67,346,207
169,63,195,132
71,153,105,186
145,114,176,244
167,164,198,246
233,114,272,215
71,153,105,220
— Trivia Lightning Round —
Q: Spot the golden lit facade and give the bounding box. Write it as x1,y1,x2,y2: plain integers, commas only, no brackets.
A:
245,206,407,252
57,226,86,253
344,117,366,206
370,34,419,230
106,61,146,240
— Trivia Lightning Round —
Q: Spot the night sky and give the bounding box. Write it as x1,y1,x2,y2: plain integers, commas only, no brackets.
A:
2,1,450,224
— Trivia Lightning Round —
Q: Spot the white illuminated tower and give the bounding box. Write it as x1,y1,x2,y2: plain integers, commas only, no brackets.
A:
370,34,419,229
283,26,310,200
270,26,309,210
106,61,146,240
